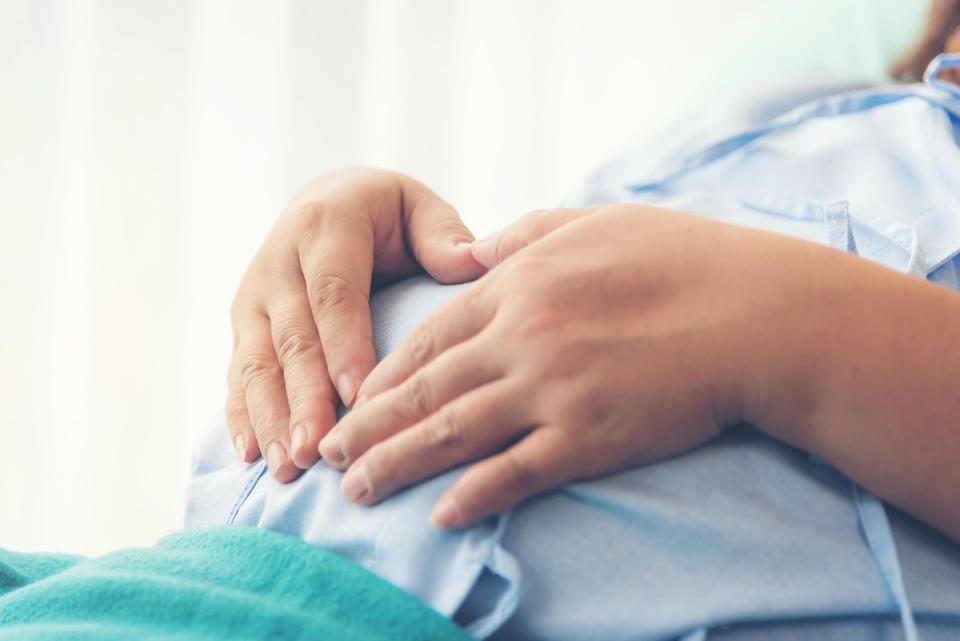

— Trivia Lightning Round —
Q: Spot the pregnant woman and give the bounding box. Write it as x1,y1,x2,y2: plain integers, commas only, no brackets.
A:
189,15,960,637
3,2,960,640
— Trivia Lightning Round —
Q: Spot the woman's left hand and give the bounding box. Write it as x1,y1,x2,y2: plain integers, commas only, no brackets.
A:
318,204,827,528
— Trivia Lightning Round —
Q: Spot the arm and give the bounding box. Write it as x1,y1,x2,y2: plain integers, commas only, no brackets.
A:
322,205,960,542
755,246,960,542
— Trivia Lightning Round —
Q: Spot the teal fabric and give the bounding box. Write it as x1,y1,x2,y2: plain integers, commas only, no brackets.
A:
0,526,471,641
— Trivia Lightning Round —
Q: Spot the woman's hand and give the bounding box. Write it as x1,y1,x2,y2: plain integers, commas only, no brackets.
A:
318,205,833,528
228,168,486,482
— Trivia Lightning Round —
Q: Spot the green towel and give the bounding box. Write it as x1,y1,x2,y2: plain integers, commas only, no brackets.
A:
0,526,472,641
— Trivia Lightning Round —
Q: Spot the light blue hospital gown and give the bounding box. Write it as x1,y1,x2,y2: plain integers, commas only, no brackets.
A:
182,54,960,640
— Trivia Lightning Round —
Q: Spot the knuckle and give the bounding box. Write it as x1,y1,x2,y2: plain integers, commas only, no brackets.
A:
251,405,287,436
291,199,327,230
290,202,328,254
407,323,436,367
452,281,491,318
273,322,320,367
511,305,563,344
502,449,538,494
405,374,433,418
238,354,282,392
292,169,399,232
224,394,248,430
309,273,361,316
424,406,463,450
285,392,319,424
459,282,485,308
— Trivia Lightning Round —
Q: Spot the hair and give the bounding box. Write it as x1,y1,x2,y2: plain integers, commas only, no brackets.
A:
890,0,960,81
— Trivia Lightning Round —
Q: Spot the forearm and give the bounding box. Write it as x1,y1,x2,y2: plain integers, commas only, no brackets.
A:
753,245,960,541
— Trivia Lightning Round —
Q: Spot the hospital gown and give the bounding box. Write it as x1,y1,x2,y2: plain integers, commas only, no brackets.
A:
182,54,960,640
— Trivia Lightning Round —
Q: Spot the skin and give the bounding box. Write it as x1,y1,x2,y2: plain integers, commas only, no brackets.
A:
319,206,960,541
890,0,960,81
228,10,960,539
944,24,960,85
227,169,484,481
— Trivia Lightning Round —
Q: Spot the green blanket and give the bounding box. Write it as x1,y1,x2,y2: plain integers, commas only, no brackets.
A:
0,526,472,641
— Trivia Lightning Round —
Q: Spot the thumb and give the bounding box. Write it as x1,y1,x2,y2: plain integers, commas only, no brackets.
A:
402,179,487,284
471,207,593,269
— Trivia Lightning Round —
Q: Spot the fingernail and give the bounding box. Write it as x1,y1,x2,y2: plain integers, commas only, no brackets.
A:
234,434,246,461
430,498,460,528
341,464,370,502
290,424,306,455
455,241,473,250
266,441,287,475
319,432,346,467
470,237,496,269
337,372,358,406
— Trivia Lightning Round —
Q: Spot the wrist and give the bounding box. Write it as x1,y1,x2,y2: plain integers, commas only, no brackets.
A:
736,237,853,451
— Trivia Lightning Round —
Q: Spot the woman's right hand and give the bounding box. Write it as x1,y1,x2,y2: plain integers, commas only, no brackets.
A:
227,168,486,482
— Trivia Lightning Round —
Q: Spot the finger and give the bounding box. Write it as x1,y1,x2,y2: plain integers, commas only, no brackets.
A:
235,311,302,483
470,208,594,269
337,379,534,505
353,281,497,405
225,357,257,463
297,206,377,407
320,334,505,468
266,295,340,469
398,175,488,283
429,426,580,529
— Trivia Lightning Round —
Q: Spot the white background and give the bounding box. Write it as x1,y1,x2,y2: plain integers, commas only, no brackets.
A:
0,0,926,555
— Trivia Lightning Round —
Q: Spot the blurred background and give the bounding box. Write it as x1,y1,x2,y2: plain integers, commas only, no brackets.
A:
0,0,929,556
